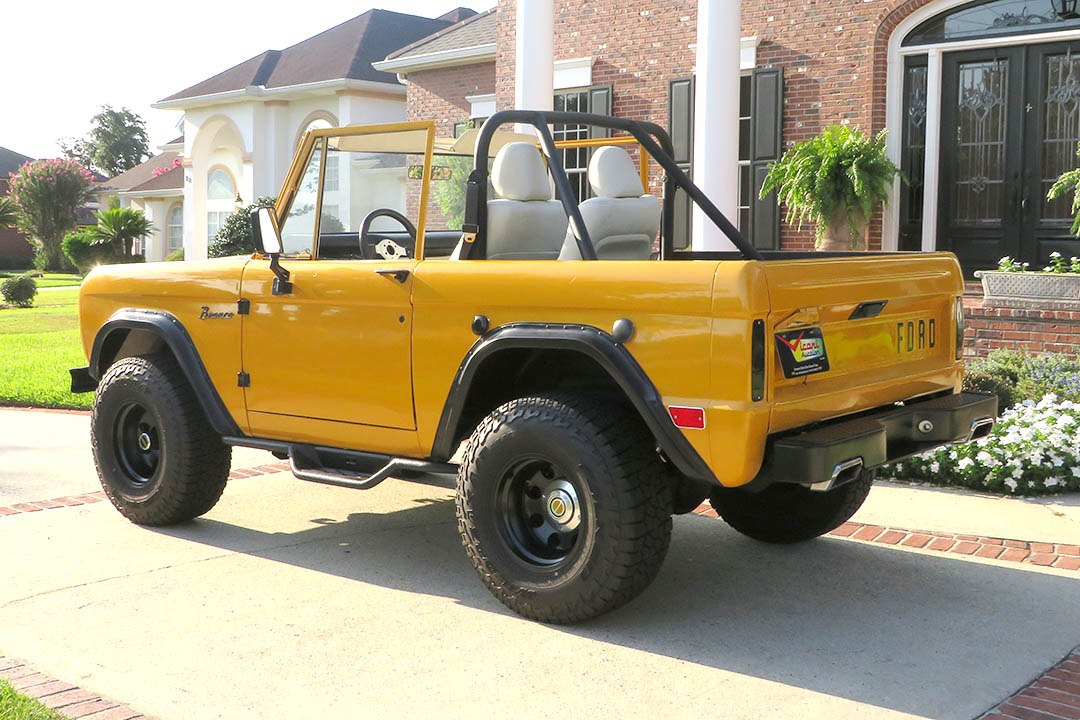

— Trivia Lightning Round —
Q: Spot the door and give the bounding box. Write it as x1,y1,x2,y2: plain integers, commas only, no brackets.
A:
1023,42,1080,264
241,260,417,431
938,47,1024,271
939,42,1080,272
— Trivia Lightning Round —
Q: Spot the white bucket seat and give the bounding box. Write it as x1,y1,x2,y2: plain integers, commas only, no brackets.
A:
484,142,569,260
558,145,660,260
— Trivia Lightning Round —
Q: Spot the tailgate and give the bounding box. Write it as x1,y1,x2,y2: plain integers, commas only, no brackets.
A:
762,253,965,433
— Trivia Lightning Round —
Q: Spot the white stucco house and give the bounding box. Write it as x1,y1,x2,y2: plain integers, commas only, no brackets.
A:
150,8,472,260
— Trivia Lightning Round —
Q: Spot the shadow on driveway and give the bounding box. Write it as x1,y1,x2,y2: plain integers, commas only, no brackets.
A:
154,496,1080,719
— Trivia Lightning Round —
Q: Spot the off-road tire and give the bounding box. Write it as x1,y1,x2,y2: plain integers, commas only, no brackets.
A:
91,354,231,526
709,471,874,544
456,395,673,624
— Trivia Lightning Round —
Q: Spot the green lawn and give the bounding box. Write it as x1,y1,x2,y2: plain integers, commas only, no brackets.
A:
0,678,69,720
0,290,91,409
0,270,82,288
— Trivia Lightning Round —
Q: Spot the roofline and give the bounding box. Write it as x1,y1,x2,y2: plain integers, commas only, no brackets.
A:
372,43,496,73
115,188,183,199
152,77,405,109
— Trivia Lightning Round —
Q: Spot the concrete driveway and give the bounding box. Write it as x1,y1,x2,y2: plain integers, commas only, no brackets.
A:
2,408,1079,720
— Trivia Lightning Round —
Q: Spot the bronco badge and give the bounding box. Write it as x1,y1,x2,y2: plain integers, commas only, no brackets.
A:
774,327,830,378
199,306,234,320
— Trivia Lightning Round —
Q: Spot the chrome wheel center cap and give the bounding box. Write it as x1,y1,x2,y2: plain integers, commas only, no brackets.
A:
138,432,152,452
546,487,576,527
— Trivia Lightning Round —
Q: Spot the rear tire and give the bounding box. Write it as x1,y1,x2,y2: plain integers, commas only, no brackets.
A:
709,471,873,544
91,354,231,526
456,395,673,624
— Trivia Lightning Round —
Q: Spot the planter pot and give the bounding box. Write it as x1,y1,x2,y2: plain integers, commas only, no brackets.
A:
817,209,868,252
976,270,1080,309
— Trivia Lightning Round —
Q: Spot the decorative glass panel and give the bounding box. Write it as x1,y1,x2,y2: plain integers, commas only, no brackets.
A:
904,0,1080,46
1042,52,1080,221
953,59,1009,225
207,169,234,201
904,64,928,227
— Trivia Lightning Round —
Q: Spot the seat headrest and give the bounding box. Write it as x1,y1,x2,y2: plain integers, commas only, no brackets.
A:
491,142,551,201
588,145,644,198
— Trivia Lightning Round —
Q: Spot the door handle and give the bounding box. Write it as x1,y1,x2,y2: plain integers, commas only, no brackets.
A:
375,269,410,284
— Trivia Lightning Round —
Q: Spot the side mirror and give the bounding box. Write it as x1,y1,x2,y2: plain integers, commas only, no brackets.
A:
251,206,282,255
250,206,292,295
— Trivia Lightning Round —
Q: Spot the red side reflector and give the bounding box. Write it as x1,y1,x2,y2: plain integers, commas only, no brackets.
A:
668,406,705,429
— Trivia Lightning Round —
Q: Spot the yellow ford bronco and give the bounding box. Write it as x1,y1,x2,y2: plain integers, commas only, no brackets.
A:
72,111,996,623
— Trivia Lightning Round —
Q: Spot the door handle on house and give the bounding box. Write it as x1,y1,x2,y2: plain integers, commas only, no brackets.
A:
375,269,410,284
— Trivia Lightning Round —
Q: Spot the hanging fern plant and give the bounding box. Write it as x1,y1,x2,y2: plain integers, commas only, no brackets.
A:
760,125,903,249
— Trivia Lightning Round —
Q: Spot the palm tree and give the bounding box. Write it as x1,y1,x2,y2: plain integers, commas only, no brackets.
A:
86,206,154,260
0,195,16,230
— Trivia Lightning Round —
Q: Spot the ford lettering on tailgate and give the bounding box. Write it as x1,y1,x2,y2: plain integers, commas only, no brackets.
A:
896,318,936,354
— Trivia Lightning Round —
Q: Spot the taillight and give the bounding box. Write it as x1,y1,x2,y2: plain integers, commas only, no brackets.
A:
751,319,765,401
955,297,965,360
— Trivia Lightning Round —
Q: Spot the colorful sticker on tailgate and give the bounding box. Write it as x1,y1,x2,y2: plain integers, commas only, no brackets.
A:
774,327,830,379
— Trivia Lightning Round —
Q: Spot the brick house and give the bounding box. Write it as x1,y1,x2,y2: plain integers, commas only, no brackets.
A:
376,0,1080,272
0,146,34,267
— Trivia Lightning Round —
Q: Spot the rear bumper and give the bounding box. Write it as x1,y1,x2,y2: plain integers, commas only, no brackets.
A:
754,392,998,491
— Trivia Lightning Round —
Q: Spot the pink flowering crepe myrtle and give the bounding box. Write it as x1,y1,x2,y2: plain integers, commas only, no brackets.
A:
151,157,184,178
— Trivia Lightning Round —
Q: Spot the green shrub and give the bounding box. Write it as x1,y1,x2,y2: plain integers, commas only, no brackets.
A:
208,196,277,258
165,247,184,262
962,367,1017,411
1,274,37,307
62,228,119,274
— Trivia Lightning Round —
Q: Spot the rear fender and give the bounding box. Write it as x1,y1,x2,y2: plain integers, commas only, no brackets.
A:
430,322,717,484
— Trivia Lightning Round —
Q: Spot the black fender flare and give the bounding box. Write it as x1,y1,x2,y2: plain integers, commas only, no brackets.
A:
88,308,241,436
430,322,717,484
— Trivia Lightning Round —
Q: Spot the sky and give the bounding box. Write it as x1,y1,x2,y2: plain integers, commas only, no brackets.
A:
1,0,493,161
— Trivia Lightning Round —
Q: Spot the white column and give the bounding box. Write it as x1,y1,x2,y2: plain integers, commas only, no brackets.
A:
514,0,554,132
691,0,741,251
921,49,943,253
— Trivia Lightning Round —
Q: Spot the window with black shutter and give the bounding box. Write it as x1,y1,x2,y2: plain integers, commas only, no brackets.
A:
668,69,783,250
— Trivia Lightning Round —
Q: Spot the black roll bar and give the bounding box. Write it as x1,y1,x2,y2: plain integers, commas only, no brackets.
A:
463,110,764,262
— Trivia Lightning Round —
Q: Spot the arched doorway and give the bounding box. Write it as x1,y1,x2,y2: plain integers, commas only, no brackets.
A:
892,0,1080,271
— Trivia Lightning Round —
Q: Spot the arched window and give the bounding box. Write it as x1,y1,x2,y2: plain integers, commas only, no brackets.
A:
904,0,1080,46
207,169,235,200
167,205,184,254
206,168,236,241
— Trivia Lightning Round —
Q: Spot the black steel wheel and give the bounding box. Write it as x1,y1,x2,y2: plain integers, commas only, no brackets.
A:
457,395,673,624
92,354,231,526
112,402,163,494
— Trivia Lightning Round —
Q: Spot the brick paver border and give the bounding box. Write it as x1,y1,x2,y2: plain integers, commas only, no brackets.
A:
980,647,1080,720
0,656,144,719
691,506,1080,572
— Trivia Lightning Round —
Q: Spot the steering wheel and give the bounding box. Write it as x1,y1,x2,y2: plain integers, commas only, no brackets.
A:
360,208,416,243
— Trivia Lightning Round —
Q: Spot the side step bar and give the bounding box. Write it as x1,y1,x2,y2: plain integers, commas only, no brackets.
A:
289,450,457,491
222,436,458,490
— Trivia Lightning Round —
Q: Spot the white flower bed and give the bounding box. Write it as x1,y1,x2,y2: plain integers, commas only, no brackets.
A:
882,394,1080,495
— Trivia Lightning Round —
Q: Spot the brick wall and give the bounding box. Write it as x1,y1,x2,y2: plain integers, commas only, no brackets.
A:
405,62,496,230
0,179,32,266
492,0,940,250
964,305,1080,359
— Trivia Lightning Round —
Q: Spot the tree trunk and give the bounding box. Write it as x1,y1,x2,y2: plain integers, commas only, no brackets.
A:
41,234,66,270
817,208,868,251
124,237,133,261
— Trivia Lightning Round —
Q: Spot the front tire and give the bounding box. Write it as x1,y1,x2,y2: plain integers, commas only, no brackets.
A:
456,396,673,624
709,471,874,544
91,354,231,526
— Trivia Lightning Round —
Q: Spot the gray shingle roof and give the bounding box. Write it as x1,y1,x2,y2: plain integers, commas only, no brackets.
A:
159,9,457,104
0,146,33,178
97,153,182,192
386,8,496,61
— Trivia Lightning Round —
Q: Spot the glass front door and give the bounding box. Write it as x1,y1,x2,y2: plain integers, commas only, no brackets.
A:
938,42,1080,272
